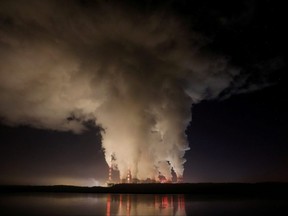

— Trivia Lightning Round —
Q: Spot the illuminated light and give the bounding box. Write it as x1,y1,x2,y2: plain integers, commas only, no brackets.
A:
106,194,111,216
127,168,131,183
119,194,123,211
161,196,169,209
126,195,131,216
108,166,112,182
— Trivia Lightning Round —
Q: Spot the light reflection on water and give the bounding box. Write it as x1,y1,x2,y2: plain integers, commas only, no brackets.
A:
1,193,287,215
106,194,186,216
0,194,186,216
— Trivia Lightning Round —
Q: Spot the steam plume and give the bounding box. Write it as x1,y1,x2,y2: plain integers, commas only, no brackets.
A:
0,0,237,180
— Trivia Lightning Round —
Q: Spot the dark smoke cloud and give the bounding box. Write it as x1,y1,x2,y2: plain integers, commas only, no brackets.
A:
0,0,238,180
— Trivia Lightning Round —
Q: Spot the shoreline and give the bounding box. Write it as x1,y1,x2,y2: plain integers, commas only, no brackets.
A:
1,183,288,199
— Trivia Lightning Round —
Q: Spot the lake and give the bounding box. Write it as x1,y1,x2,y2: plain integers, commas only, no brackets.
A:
0,193,287,215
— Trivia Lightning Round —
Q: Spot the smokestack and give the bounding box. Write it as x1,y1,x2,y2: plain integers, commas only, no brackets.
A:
109,154,113,182
108,154,113,185
108,166,112,182
177,175,183,183
127,169,131,183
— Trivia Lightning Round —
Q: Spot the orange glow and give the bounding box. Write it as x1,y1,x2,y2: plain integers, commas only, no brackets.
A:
178,195,185,210
161,195,169,208
119,194,122,211
126,195,131,216
105,194,186,215
106,194,111,216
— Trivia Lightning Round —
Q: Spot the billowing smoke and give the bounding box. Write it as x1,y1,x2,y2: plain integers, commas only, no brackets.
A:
0,1,238,181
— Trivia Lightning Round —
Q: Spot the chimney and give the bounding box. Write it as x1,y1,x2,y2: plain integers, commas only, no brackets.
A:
108,154,113,182
177,175,183,183
127,169,131,183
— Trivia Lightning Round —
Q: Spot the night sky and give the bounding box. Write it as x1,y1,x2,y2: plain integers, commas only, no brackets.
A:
0,0,286,185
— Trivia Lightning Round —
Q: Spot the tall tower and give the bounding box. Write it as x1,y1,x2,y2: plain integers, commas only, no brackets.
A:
108,165,112,182
177,175,183,183
127,169,131,183
107,154,114,186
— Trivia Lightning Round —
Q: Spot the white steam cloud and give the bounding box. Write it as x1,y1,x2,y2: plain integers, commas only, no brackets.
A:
0,1,238,181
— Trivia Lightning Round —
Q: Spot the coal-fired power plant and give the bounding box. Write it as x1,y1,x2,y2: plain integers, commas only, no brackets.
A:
107,155,184,185
0,0,241,186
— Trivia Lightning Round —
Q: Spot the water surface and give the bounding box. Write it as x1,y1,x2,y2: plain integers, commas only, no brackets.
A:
0,193,287,215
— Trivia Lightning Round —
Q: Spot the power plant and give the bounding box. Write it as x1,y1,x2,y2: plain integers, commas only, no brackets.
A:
106,155,183,186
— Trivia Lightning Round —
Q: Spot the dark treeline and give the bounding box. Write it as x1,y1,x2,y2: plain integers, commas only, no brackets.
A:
1,183,288,199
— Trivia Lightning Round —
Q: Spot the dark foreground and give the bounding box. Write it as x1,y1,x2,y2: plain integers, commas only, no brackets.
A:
1,183,288,199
